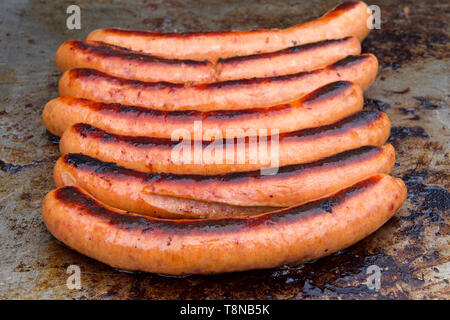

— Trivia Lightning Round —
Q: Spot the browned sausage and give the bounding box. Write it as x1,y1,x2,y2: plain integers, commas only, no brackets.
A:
217,37,361,82
56,40,215,84
41,174,407,275
53,153,276,218
54,145,395,207
44,81,363,139
55,37,361,83
58,54,378,112
86,1,371,61
59,111,390,175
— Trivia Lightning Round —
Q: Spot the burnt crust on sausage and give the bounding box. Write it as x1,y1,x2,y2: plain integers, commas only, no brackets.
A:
87,2,361,39
217,37,355,64
54,174,381,235
69,110,385,149
65,55,370,90
53,80,354,120
67,37,357,67
62,145,384,185
69,40,211,66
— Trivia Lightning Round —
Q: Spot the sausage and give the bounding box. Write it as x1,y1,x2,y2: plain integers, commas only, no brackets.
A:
46,81,364,139
58,54,378,112
116,144,396,207
53,153,276,218
44,81,363,139
59,110,390,175
41,174,407,275
56,40,215,84
55,37,361,84
217,37,361,82
86,1,371,61
54,145,395,207
135,194,274,219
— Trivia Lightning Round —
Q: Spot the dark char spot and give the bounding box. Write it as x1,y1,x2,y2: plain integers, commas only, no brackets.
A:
364,98,391,111
388,126,429,146
414,97,444,110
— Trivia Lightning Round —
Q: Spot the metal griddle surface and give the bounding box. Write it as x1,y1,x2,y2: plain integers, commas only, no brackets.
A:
0,0,448,299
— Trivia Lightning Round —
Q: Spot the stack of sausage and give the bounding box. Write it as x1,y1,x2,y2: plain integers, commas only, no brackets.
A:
41,1,406,275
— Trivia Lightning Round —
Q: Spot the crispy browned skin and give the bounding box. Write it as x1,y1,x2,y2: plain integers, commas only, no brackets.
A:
53,154,276,219
42,174,407,275
54,145,395,207
137,145,395,207
44,81,363,139
58,54,378,111
56,40,215,84
59,111,390,175
86,1,371,61
216,37,361,81
55,37,361,83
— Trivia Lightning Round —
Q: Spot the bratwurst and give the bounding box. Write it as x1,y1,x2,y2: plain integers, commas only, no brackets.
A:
86,1,371,61
42,174,406,275
53,153,276,218
55,37,361,83
58,54,378,112
44,81,363,139
54,145,395,208
58,111,390,175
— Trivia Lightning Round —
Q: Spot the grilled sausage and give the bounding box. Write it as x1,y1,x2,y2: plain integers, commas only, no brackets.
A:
55,37,361,83
53,153,276,218
217,37,361,82
42,174,407,275
56,40,215,84
44,81,363,139
59,111,390,175
54,145,395,207
58,54,378,112
86,1,371,61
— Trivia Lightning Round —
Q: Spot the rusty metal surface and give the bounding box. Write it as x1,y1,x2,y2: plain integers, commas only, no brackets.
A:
0,0,448,300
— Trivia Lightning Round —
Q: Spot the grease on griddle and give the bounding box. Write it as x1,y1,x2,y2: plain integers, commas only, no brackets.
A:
362,13,449,70
401,169,449,224
46,131,60,144
398,107,416,115
364,98,391,111
0,159,44,174
388,126,429,147
381,62,401,70
414,96,444,110
398,107,421,121
390,88,410,94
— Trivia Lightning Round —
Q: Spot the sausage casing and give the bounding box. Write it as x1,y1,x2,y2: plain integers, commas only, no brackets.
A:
86,1,371,61
44,81,363,139
58,110,390,175
42,174,406,275
58,54,378,112
54,144,395,208
55,37,361,83
53,153,276,218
